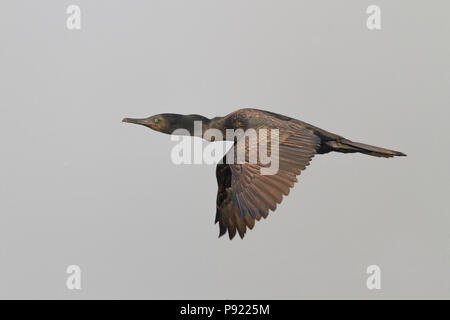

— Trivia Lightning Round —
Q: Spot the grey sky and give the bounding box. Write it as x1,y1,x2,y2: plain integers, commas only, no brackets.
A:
0,1,449,299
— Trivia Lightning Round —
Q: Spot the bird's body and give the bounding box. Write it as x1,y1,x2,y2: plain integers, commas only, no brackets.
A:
123,108,405,239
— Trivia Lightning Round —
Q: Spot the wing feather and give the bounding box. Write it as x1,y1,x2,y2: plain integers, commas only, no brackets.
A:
214,124,321,239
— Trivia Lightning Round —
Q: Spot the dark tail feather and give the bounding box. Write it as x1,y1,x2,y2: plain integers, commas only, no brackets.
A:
329,139,406,158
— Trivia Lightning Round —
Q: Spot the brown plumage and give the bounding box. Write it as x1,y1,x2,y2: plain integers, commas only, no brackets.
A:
123,108,406,240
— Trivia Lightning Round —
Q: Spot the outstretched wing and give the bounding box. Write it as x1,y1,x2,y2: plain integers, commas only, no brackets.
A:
215,126,321,239
215,163,257,239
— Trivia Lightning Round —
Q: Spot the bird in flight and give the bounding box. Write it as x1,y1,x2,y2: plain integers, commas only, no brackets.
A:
123,108,405,240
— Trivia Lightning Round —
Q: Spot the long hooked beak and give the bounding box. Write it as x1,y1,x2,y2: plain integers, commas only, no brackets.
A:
122,118,148,126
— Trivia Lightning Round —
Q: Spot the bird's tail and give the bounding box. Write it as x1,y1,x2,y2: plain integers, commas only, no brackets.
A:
328,139,406,158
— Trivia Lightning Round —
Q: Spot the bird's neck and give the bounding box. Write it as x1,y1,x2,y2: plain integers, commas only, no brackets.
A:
204,116,228,141
170,114,228,141
175,114,212,137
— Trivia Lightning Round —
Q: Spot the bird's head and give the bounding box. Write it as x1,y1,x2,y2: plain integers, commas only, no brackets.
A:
122,114,175,134
122,113,210,136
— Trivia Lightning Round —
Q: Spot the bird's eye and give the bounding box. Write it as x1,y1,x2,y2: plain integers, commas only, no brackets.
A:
154,118,159,123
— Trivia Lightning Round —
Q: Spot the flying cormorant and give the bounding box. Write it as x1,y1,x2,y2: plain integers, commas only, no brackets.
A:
123,108,405,239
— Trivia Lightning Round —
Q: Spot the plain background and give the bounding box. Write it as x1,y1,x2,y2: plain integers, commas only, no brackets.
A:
0,1,449,299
